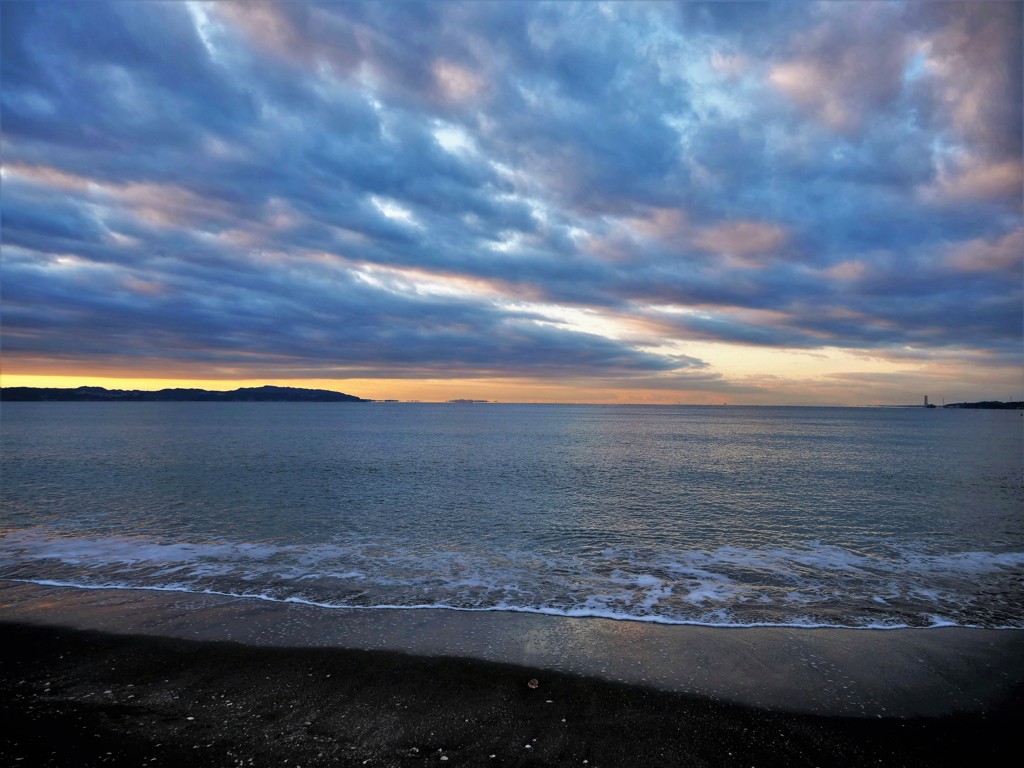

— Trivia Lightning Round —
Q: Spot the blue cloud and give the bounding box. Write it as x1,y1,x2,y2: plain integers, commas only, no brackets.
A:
2,0,1020,390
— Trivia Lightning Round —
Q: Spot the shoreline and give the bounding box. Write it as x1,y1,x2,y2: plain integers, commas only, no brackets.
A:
2,582,1022,766
3,581,1023,718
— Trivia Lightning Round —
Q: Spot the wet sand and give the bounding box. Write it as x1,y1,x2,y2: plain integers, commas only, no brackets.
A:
2,582,1022,766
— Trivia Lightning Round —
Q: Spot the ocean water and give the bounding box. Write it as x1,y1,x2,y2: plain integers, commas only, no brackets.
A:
1,403,1021,629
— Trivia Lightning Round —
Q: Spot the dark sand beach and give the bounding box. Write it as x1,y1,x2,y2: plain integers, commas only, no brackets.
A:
2,584,1022,767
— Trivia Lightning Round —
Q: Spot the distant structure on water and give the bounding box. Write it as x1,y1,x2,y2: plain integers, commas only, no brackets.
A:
923,395,937,409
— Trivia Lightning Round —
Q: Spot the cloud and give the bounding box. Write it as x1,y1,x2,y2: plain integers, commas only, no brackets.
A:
944,230,1024,274
920,157,1024,206
693,221,789,261
918,2,1023,161
1,1,1020,401
766,3,912,134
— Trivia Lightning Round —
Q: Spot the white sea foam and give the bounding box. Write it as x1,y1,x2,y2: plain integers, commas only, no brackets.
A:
9,577,1024,630
2,528,1023,629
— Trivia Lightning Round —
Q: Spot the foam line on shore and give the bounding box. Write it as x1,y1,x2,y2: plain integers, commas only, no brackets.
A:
4,527,1022,629
5,577,1019,630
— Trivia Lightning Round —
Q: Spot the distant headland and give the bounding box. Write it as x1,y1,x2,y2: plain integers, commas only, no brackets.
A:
942,400,1023,409
0,385,369,403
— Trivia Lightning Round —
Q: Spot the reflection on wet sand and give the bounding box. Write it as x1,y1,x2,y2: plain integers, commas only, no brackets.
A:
3,581,1022,718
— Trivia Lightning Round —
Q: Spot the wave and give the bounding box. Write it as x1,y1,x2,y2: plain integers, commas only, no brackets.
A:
2,528,1022,630
5,577,1021,630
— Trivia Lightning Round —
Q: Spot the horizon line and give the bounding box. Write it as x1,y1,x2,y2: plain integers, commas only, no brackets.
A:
2,383,1019,409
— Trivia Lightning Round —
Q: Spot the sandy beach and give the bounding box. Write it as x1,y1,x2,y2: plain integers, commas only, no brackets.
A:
2,583,1022,767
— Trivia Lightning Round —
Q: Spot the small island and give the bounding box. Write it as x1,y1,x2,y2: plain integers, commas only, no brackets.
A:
0,385,369,403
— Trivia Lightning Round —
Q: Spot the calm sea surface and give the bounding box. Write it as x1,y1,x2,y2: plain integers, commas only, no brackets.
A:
1,403,1021,628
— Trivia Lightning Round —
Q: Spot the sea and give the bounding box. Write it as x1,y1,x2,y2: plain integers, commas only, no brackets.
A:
1,403,1022,630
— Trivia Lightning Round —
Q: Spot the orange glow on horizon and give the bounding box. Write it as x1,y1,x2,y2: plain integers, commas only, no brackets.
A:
3,343,1019,406
0,373,736,405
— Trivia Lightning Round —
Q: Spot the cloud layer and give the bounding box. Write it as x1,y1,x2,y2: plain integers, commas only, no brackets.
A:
2,1,1021,400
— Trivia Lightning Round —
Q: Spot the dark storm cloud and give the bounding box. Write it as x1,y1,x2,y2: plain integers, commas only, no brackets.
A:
2,1,1020,384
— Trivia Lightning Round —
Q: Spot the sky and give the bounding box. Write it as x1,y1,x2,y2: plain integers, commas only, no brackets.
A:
2,1,1021,404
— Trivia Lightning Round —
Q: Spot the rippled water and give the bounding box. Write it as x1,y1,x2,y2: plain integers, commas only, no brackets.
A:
2,403,1021,628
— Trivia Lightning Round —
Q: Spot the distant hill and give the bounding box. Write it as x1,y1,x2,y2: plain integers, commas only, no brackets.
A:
0,385,369,403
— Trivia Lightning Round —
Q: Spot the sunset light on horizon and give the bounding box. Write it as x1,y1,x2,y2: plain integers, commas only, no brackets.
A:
2,1,1021,405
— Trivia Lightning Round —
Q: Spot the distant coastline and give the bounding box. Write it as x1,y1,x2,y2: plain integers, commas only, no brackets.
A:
940,401,1023,410
1,387,1020,408
0,385,368,403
